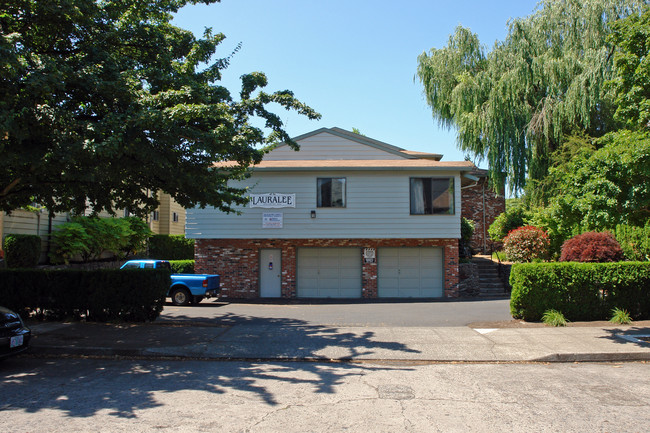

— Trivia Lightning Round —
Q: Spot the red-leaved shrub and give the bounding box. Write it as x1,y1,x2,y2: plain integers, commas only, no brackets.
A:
503,226,550,263
560,231,624,262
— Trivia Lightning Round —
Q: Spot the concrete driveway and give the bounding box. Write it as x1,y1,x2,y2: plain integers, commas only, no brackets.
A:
159,298,512,327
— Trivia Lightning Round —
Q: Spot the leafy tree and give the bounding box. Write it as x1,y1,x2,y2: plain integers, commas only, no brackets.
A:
559,131,649,228
608,6,650,129
121,217,152,258
0,0,320,216
524,133,597,206
49,221,93,264
615,222,650,261
50,216,150,263
528,130,650,254
416,0,645,192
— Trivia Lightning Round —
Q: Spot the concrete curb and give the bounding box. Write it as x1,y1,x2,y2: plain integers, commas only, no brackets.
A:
26,345,650,363
533,352,650,363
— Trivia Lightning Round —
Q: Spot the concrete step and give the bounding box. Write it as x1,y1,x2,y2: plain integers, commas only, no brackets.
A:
481,287,507,293
472,255,509,298
479,276,502,282
480,282,505,289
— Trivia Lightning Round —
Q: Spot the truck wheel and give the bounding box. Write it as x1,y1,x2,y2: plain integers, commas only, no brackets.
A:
192,296,204,304
171,288,191,306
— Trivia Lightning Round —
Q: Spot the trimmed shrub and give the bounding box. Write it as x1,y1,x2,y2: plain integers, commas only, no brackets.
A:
510,262,650,321
0,268,170,322
503,226,550,263
560,231,624,262
148,235,194,260
169,260,195,274
615,223,650,261
460,217,475,257
3,234,42,268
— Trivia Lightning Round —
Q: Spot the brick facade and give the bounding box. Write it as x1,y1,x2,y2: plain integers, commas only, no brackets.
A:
195,238,459,299
461,178,505,253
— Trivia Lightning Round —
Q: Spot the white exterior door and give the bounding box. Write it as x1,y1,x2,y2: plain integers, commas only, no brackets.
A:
260,249,282,297
378,247,443,298
297,248,361,298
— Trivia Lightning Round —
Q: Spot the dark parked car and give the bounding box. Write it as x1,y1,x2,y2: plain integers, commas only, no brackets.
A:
0,306,31,359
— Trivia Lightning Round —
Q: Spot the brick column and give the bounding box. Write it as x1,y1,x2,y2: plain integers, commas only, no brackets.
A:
444,241,460,297
282,246,297,298
362,258,378,298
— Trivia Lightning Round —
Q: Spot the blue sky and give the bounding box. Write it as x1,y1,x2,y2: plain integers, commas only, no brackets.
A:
173,0,541,166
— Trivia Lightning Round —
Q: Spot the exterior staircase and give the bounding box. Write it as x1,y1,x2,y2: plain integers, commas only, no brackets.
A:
472,255,510,298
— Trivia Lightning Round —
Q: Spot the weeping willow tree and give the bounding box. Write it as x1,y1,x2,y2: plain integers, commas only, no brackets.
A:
417,0,648,193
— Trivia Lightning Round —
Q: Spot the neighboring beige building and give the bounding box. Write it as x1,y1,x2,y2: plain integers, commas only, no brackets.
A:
0,208,69,261
149,192,186,235
0,192,186,261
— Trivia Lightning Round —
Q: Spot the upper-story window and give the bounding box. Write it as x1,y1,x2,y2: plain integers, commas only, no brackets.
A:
317,178,346,208
410,177,455,215
172,212,179,223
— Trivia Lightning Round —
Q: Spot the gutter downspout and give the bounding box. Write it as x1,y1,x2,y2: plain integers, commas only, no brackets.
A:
482,182,487,254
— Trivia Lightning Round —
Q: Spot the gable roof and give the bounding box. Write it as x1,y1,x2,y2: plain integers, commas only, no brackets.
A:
275,127,444,161
214,127,477,172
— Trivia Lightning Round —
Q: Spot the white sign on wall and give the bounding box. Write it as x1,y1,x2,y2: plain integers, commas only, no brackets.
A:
250,193,296,208
262,213,283,229
363,248,376,263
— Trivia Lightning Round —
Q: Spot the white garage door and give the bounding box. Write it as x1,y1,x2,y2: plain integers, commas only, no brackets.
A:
297,248,362,298
378,247,443,298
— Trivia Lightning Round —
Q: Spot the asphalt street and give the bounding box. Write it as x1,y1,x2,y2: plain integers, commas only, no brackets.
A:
159,298,514,327
1,357,648,433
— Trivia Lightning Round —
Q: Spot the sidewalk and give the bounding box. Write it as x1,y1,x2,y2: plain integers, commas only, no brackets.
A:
25,318,650,363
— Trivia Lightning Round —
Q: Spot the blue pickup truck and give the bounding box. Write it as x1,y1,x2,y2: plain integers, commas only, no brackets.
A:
120,260,220,306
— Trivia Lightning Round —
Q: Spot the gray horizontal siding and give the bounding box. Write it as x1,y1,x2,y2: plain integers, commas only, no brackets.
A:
187,170,461,239
266,132,404,161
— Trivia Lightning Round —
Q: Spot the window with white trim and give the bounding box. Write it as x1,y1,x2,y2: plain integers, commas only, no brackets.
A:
317,178,346,208
409,177,454,215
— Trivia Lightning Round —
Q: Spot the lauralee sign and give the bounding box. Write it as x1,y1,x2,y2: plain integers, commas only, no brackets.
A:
249,193,296,208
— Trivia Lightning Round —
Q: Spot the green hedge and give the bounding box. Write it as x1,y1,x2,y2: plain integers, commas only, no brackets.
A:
4,234,42,268
148,235,194,260
0,269,170,322
169,260,194,274
510,262,650,321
